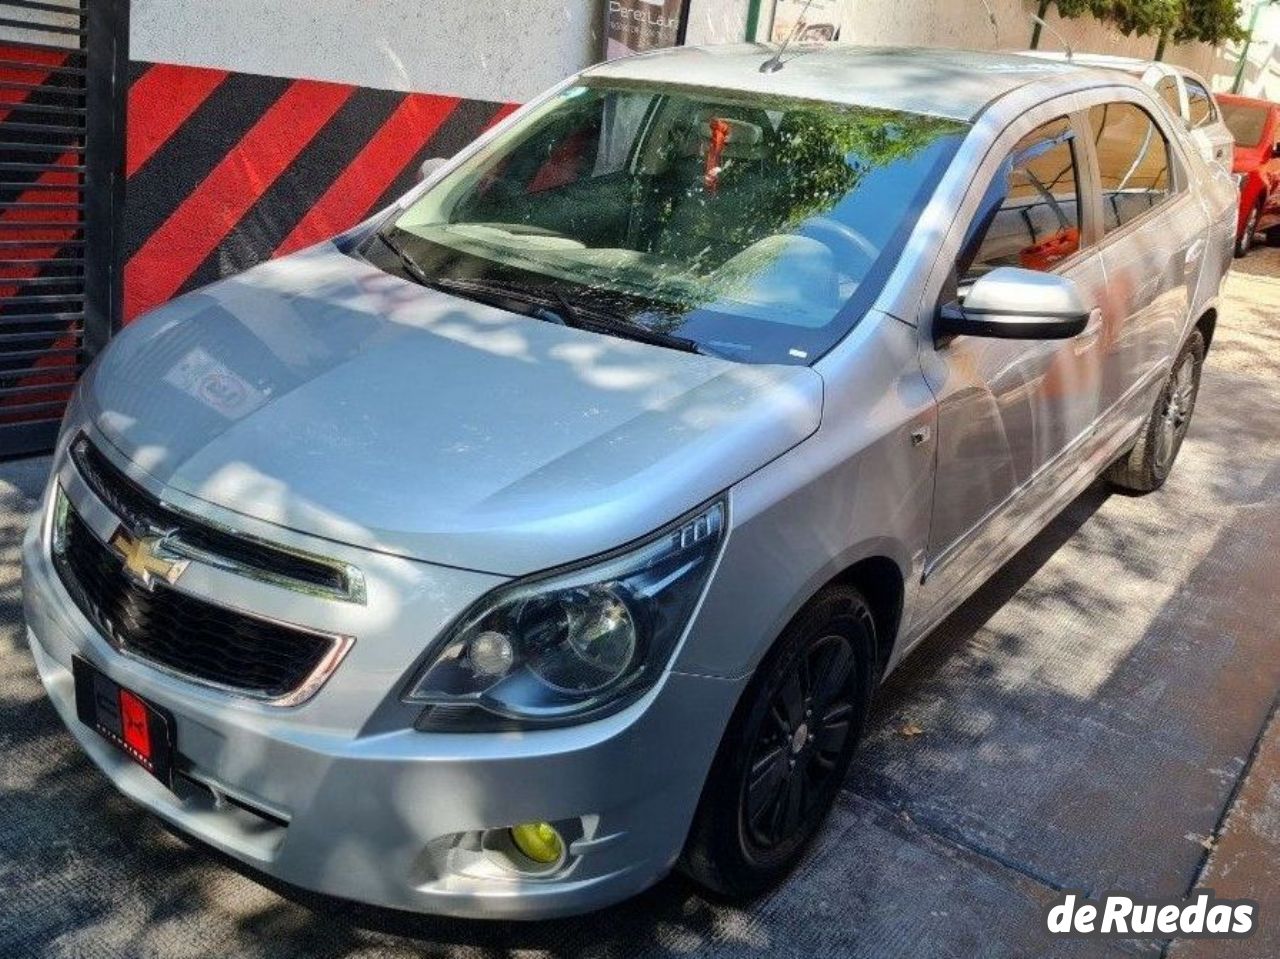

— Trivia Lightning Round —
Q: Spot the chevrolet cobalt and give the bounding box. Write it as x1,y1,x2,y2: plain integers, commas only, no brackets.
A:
23,46,1234,918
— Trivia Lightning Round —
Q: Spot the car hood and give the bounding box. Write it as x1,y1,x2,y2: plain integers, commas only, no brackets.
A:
80,243,824,575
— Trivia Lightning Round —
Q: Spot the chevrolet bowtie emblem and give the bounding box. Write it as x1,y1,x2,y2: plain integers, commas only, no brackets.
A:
108,527,189,590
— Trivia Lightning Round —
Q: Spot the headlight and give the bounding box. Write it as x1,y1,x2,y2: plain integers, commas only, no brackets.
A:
405,499,726,729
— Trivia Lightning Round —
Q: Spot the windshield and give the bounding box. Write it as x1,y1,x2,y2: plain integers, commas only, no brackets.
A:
1221,101,1269,147
377,82,968,364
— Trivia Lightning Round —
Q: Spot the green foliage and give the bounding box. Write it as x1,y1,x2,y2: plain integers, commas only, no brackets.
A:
768,105,965,227
1172,0,1248,45
1049,0,1180,40
1042,0,1247,47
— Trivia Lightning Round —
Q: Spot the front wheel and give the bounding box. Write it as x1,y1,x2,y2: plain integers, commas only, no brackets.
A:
680,585,876,899
1105,329,1204,493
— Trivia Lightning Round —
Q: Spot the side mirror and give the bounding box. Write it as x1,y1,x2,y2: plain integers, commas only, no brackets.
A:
417,156,449,182
935,267,1090,344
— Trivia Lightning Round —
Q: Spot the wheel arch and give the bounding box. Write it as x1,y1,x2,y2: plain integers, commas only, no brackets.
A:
826,556,905,677
1195,306,1218,352
715,546,910,685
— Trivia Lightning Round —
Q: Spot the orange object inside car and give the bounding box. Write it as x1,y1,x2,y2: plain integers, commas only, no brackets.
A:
704,118,731,194
1020,227,1080,271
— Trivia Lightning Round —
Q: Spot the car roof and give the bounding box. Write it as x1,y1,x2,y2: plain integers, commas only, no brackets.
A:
1022,50,1216,87
1019,50,1149,77
583,44,1090,122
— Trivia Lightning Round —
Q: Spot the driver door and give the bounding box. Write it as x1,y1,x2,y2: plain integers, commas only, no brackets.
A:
916,112,1108,621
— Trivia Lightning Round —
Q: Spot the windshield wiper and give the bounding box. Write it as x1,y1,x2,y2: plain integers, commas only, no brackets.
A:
377,233,705,356
548,290,705,356
378,234,566,321
377,231,434,287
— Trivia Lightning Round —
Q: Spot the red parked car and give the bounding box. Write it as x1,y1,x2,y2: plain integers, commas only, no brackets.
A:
1218,92,1280,257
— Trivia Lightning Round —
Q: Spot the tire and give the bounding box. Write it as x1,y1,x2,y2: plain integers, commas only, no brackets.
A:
1105,329,1205,494
680,585,876,899
1266,225,1280,247
1235,201,1262,258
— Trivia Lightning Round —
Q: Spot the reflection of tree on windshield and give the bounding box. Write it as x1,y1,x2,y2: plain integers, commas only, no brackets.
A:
388,85,968,365
771,106,966,227
644,102,965,318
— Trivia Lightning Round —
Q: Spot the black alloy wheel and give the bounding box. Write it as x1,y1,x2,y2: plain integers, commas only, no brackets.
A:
681,585,876,898
743,632,858,851
1105,328,1205,493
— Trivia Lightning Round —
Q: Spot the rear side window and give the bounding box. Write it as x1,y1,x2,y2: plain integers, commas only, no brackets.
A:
1185,78,1216,128
959,117,1082,279
1088,103,1172,233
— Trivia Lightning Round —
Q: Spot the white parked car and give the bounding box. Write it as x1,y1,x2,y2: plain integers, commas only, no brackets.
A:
1022,52,1234,170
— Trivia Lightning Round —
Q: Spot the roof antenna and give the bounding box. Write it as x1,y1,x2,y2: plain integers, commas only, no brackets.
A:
760,0,817,73
1030,12,1073,61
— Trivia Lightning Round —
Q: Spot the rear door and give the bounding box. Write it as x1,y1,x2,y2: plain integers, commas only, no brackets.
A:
1085,97,1206,422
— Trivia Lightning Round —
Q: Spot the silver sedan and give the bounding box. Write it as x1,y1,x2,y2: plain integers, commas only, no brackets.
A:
22,45,1235,918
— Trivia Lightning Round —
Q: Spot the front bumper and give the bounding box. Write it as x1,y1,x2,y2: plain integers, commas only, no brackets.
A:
21,474,745,919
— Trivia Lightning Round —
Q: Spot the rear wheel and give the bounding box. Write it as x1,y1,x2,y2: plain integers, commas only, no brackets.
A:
1236,201,1262,257
680,585,876,899
1105,329,1204,493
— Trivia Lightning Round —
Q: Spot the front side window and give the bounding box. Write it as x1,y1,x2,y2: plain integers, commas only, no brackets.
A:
378,83,968,364
959,117,1081,282
1185,78,1216,128
1088,103,1172,233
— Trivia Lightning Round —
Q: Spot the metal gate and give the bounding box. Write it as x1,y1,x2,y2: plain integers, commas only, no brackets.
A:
0,0,125,459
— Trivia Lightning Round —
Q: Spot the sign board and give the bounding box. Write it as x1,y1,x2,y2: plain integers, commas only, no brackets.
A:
604,0,687,59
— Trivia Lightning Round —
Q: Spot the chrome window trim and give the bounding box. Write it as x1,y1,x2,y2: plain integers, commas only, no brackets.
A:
71,434,367,605
52,487,356,708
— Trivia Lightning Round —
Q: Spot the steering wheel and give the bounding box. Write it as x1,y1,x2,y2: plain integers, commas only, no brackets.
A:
797,217,878,277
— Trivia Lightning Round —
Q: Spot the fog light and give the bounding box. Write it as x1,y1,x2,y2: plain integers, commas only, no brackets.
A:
510,821,564,865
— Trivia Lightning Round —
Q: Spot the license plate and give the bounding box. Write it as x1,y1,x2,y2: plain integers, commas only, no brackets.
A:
72,656,175,788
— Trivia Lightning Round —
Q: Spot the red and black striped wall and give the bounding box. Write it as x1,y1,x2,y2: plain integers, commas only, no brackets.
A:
123,62,517,323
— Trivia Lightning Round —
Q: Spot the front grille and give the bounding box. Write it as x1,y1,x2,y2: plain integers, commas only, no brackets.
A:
53,500,343,702
70,435,363,602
